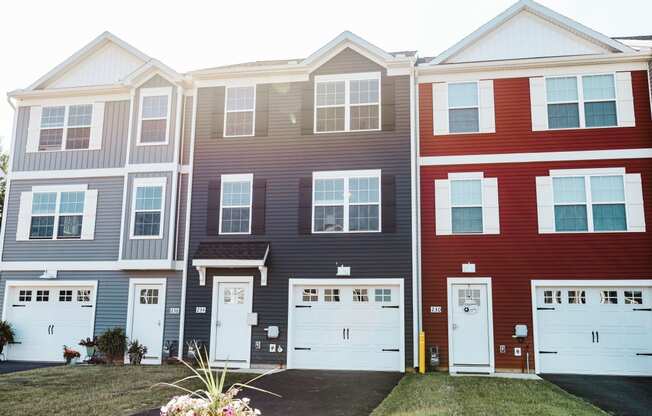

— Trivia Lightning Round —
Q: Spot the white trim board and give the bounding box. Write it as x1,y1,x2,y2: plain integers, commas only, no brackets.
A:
529,279,652,375
0,260,183,271
420,148,652,166
125,277,167,365
286,278,406,372
447,277,495,374
9,163,186,180
209,275,254,369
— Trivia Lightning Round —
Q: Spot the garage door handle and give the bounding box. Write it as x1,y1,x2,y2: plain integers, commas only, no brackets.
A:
633,308,651,311
636,353,652,356
343,328,346,339
537,307,555,311
51,324,54,335
81,305,93,308
295,305,311,308
592,331,595,343
596,331,599,343
382,349,400,352
539,351,558,354
294,347,311,351
12,304,26,307
47,324,51,335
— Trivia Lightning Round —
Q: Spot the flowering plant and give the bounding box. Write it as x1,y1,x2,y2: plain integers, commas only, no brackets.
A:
63,345,81,363
157,341,277,416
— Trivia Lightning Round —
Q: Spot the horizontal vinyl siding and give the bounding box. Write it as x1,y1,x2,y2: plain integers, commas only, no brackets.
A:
12,101,129,171
121,171,173,260
185,48,414,367
129,75,177,164
2,177,123,261
419,71,652,156
420,158,652,371
0,270,182,354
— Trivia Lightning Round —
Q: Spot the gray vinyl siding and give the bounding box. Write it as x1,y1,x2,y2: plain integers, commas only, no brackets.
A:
129,75,178,164
176,173,189,260
184,48,414,367
0,270,182,356
2,177,123,262
121,171,173,260
12,101,129,171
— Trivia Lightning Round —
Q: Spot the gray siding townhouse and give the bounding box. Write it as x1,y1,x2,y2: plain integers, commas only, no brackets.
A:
182,32,419,371
0,32,190,364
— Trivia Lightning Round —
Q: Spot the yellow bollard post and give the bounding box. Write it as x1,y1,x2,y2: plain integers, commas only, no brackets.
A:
419,331,426,374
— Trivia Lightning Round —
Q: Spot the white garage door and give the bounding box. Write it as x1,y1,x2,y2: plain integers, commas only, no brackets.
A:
288,283,403,372
4,284,95,362
535,285,652,376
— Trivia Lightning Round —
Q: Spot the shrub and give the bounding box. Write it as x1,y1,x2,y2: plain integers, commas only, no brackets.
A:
0,320,16,355
97,327,127,364
127,340,148,365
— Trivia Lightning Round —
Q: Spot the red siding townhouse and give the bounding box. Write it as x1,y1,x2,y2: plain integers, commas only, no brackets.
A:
417,0,652,376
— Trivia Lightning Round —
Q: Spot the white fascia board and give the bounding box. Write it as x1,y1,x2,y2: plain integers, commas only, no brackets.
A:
417,52,651,82
427,0,632,66
192,259,265,268
122,62,184,88
0,260,183,271
303,31,394,66
10,86,131,101
420,148,652,166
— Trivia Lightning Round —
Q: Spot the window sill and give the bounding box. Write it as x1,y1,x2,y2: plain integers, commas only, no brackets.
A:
129,235,164,240
29,147,93,154
313,128,382,134
311,230,382,234
538,124,623,132
136,141,169,147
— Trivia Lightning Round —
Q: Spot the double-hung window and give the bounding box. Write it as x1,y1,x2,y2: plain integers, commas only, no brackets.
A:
29,189,85,240
220,174,253,234
131,177,166,238
224,86,255,137
552,174,626,232
450,179,483,233
39,104,93,151
312,170,380,233
138,88,171,145
448,82,479,133
545,74,617,129
315,72,380,133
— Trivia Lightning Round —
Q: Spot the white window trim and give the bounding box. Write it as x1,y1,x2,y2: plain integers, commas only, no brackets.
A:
129,177,167,240
29,184,88,241
136,87,172,146
550,169,628,233
38,104,94,152
223,85,256,138
313,72,382,134
448,172,485,234
219,173,254,235
544,72,620,130
312,169,382,234
447,81,480,134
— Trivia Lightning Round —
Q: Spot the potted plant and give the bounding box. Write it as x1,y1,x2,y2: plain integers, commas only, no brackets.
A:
0,320,16,359
63,346,81,365
79,336,98,361
97,327,127,364
127,340,148,365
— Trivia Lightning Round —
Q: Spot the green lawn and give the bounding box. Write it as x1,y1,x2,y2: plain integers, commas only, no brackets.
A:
371,373,606,416
0,364,253,416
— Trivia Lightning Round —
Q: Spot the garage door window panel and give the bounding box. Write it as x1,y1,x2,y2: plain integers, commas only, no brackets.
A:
19,290,32,302
543,290,562,304
58,290,73,302
600,290,618,305
324,289,340,302
302,288,318,302
77,289,91,303
568,290,586,304
353,288,369,302
624,290,643,305
375,288,392,303
36,290,49,302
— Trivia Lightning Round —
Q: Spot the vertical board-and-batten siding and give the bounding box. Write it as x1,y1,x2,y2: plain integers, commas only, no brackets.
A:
0,270,182,350
12,101,129,171
129,75,178,164
2,177,123,261
121,171,174,260
185,48,414,365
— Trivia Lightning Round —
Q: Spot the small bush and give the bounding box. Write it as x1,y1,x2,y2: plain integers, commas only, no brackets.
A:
97,327,127,364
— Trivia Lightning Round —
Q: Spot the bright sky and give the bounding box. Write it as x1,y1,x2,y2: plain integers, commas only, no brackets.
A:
1,0,650,152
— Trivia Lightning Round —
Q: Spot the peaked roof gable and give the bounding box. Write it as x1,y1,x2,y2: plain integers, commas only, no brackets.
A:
302,31,397,69
427,0,633,65
26,31,181,91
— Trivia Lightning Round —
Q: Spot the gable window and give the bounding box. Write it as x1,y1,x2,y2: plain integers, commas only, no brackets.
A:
312,170,380,233
131,177,166,239
220,174,253,234
448,82,479,133
552,174,626,232
138,88,171,145
224,86,255,137
545,74,617,129
314,72,380,133
29,190,85,240
39,104,92,151
450,179,483,233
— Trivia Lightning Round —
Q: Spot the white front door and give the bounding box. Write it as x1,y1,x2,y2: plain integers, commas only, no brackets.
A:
129,283,165,364
449,282,493,372
535,285,652,375
4,283,95,362
211,278,253,367
288,282,404,372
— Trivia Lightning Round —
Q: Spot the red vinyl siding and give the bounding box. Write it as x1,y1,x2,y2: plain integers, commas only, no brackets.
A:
420,158,652,371
419,70,652,157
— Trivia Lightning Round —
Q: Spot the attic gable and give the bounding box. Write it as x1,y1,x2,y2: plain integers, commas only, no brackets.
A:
429,0,633,65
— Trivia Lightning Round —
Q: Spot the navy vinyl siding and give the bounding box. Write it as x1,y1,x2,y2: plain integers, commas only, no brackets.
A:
0,270,183,356
12,101,130,171
184,48,414,366
2,177,124,261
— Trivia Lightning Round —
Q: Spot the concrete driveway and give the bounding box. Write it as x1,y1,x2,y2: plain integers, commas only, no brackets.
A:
542,374,652,416
0,361,61,374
